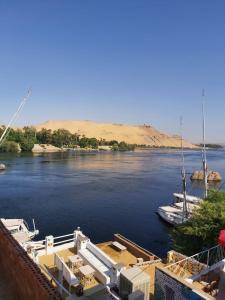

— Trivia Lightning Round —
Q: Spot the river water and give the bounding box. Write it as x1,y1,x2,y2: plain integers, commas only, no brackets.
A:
0,149,224,258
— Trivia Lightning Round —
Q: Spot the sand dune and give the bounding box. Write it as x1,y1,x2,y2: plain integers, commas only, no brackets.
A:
34,120,197,148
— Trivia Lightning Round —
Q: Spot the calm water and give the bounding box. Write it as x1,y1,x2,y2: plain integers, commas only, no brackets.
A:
0,149,225,258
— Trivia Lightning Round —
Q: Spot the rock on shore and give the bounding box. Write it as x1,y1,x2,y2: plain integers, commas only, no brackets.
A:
0,164,6,171
32,144,63,153
191,170,222,181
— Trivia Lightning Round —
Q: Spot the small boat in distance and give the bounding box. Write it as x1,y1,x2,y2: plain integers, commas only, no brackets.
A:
0,218,39,244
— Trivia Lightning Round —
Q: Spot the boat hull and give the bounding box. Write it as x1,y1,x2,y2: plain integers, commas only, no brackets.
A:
157,208,187,226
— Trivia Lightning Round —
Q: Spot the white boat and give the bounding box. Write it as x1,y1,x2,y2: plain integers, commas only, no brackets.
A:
173,193,202,204
157,206,188,225
0,218,39,244
157,195,198,225
174,201,199,212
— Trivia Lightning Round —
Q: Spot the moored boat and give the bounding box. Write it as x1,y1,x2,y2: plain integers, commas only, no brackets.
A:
157,205,188,225
0,218,39,244
173,193,202,204
157,193,199,225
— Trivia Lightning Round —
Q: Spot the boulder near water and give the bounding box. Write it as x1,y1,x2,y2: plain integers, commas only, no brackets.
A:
0,163,6,171
32,144,63,153
190,170,222,181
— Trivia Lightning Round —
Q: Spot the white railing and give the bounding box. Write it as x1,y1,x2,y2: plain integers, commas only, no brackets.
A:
33,232,75,255
54,238,74,246
166,245,225,279
54,233,74,240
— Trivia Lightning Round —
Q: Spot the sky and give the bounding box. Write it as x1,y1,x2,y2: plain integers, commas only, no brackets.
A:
1,1,225,143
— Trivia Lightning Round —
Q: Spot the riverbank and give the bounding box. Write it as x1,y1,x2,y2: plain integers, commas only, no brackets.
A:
34,120,197,148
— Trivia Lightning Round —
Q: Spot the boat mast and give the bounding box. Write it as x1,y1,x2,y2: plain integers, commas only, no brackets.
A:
202,90,208,198
0,89,31,146
180,117,188,220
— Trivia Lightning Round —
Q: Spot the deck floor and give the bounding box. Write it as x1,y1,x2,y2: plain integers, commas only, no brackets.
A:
97,242,137,267
98,241,163,298
39,247,103,298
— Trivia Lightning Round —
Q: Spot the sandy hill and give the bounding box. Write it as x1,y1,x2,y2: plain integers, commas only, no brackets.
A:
34,120,196,148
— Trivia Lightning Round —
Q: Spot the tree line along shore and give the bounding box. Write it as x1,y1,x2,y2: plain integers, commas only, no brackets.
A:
1,124,223,155
0,126,137,152
0,126,200,153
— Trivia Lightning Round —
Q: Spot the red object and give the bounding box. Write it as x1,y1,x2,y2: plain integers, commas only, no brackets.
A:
218,230,225,246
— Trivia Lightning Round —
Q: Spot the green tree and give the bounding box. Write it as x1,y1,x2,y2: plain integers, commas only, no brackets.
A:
19,126,37,151
88,138,98,149
7,129,24,143
111,143,119,151
109,140,119,146
171,190,225,256
79,136,89,148
23,126,37,140
71,133,80,146
99,138,106,146
36,128,52,144
20,137,35,151
52,129,72,147
0,126,5,138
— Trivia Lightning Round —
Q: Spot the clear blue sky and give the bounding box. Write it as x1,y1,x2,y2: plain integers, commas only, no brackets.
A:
1,1,225,142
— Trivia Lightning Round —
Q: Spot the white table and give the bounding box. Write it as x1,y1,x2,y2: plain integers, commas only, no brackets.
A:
79,265,95,286
112,241,127,252
68,255,83,271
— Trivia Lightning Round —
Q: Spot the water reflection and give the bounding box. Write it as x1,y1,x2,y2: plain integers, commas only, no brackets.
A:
191,179,221,191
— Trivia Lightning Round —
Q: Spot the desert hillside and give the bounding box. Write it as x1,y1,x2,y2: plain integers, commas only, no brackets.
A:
34,120,196,148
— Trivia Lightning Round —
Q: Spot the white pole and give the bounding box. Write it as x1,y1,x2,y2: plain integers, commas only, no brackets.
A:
0,89,31,146
180,117,188,220
202,90,208,198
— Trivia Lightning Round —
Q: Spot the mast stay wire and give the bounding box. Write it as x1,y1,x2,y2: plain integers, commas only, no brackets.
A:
0,89,31,147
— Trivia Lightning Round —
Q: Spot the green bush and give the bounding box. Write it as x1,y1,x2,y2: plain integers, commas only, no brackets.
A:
20,137,35,152
0,141,20,153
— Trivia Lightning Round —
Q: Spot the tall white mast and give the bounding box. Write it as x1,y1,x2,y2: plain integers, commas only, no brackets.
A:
180,117,188,220
0,89,31,146
202,90,208,198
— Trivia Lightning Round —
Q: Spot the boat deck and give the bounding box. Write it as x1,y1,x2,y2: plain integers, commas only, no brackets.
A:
158,205,182,213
